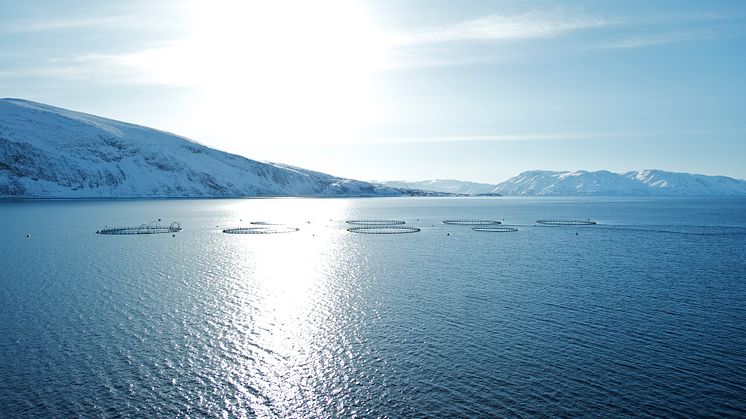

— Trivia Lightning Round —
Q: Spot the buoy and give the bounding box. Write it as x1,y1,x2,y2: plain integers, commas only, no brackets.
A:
158,218,162,222
447,233,450,236
26,234,30,238
172,234,176,237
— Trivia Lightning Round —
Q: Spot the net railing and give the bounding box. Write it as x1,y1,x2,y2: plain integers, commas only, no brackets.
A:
347,226,420,234
443,219,502,225
96,221,182,235
536,219,596,226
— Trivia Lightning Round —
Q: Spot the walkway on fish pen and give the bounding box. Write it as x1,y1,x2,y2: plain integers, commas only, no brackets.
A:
96,222,182,235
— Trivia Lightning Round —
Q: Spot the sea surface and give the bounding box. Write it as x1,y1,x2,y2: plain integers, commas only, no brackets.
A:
1,197,745,417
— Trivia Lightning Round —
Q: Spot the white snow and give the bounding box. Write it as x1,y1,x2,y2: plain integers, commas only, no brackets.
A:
0,98,409,198
491,169,746,196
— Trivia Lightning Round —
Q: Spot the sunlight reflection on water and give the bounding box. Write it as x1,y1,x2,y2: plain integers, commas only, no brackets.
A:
222,199,353,416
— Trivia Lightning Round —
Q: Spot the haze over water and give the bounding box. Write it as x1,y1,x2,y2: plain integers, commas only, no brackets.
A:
1,197,745,416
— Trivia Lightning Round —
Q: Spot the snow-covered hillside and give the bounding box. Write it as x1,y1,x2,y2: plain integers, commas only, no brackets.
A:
0,99,418,198
492,170,746,196
377,179,499,195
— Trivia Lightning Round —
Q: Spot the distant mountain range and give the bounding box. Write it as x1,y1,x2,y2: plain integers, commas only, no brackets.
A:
375,179,498,196
381,170,746,196
0,99,433,198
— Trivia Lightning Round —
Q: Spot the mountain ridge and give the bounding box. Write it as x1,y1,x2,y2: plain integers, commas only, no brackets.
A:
493,169,746,196
380,169,746,196
0,98,434,198
375,179,498,195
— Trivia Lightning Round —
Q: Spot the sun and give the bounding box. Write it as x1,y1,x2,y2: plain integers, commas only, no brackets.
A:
167,0,387,151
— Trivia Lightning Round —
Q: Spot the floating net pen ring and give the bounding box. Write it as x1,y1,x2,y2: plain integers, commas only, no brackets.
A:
223,226,299,234
472,226,518,232
96,221,182,235
442,219,502,226
346,220,406,226
536,219,596,226
347,226,420,234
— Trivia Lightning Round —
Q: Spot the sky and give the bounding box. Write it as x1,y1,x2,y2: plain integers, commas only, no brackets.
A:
1,0,745,183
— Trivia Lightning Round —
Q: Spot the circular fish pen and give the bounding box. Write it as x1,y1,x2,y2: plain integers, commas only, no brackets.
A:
223,226,299,234
347,226,420,234
346,220,406,226
536,219,596,226
442,219,502,226
96,221,182,235
472,226,518,233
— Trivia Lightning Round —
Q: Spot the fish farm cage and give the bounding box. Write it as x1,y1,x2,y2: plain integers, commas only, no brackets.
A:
442,219,502,225
222,226,299,234
96,221,182,235
346,220,406,226
472,226,519,232
347,226,420,234
536,219,597,226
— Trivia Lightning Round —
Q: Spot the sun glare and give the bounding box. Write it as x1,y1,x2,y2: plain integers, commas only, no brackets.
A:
161,0,387,150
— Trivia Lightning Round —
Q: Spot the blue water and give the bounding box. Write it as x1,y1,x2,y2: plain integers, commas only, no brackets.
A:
1,197,745,417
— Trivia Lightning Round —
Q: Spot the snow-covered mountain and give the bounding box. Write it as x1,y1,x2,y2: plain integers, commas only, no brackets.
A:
377,179,499,195
492,170,746,196
0,99,424,198
379,170,746,196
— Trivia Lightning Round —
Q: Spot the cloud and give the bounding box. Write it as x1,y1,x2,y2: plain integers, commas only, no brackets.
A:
350,128,746,146
378,9,746,68
603,31,705,49
5,16,130,33
376,10,611,69
2,3,188,35
390,11,609,46
0,51,179,87
601,27,746,49
352,133,602,145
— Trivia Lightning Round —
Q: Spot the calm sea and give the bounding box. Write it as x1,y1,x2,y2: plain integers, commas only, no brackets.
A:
1,197,745,417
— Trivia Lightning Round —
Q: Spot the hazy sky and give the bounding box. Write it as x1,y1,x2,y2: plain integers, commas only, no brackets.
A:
1,0,745,182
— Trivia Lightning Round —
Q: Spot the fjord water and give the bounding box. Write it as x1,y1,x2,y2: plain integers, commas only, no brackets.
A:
1,197,745,417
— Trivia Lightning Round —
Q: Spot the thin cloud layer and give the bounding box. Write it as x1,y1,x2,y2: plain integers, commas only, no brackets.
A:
391,11,609,46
